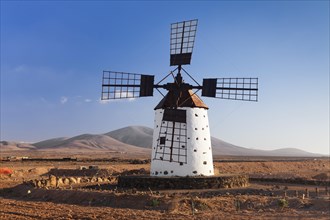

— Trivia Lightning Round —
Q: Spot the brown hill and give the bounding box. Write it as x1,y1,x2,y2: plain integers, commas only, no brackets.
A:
104,126,153,148
32,134,150,154
1,126,323,157
0,141,36,151
107,126,322,157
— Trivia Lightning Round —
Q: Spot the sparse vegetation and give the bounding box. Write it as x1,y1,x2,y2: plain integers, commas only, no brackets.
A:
278,198,289,210
150,198,160,207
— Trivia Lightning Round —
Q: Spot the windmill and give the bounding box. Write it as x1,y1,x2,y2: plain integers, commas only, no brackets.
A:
101,19,258,177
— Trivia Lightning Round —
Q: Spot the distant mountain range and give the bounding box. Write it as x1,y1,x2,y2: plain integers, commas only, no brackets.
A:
0,126,323,157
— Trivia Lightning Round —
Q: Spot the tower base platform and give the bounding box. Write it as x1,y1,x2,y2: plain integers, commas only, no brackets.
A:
118,174,249,190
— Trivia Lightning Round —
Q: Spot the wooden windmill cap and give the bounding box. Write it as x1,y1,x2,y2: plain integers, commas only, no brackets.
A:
154,89,208,110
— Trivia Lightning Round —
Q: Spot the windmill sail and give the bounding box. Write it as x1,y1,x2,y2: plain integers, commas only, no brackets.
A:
101,71,154,100
202,78,258,101
170,19,198,66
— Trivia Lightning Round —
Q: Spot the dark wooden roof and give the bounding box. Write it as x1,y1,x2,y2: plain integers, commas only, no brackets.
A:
154,89,208,110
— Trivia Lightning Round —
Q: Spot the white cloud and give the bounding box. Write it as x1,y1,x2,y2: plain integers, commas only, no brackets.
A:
84,99,92,103
60,96,68,104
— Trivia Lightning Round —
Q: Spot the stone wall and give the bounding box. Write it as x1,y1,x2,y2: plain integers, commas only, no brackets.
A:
25,175,116,188
118,174,249,189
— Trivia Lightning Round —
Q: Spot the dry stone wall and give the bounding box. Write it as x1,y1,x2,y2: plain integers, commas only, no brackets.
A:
25,175,116,188
118,175,249,189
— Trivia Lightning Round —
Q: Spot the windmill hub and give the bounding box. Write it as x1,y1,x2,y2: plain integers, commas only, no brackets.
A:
101,19,258,179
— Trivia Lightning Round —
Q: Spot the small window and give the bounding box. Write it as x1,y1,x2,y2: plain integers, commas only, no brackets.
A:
195,114,198,117
195,128,198,130
181,145,185,148
180,162,183,166
194,149,197,152
196,137,199,140
155,171,158,175
160,137,166,144
164,171,168,175
204,138,206,140
202,128,204,130
156,125,159,128
203,152,206,154
171,170,173,173
160,157,163,160
203,161,207,165
193,171,197,174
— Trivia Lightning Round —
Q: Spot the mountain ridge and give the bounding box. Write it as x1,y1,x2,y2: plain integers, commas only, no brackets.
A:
0,126,323,157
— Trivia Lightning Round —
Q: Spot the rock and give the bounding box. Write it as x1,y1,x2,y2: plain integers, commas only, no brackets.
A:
97,177,103,183
80,177,88,183
63,178,70,185
90,177,96,183
36,180,42,188
57,178,64,187
49,175,57,187
69,177,77,184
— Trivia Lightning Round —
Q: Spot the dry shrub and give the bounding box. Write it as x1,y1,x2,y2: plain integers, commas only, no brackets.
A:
167,197,180,213
0,167,13,175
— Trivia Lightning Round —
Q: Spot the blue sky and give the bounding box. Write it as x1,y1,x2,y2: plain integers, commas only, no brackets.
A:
1,1,329,155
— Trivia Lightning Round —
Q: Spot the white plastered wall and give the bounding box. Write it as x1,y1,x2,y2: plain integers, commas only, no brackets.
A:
150,107,214,176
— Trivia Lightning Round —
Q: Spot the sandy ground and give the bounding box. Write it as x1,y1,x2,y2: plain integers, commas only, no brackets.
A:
0,155,329,219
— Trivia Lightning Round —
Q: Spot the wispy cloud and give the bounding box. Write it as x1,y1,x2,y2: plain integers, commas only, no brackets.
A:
84,99,92,103
60,96,68,104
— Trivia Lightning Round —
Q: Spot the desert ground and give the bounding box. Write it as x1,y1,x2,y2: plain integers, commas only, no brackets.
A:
0,151,329,220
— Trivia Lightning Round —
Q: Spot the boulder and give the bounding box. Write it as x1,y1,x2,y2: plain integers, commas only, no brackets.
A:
63,178,70,185
49,175,57,187
36,180,42,188
69,177,77,184
57,178,64,187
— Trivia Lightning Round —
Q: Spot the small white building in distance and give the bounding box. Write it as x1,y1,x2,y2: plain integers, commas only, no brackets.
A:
150,89,214,177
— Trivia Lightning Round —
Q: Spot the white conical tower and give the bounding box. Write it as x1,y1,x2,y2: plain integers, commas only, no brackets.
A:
150,89,214,177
